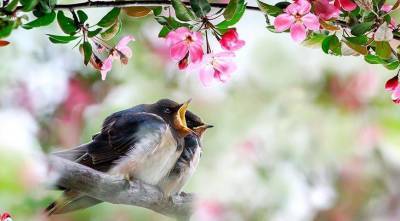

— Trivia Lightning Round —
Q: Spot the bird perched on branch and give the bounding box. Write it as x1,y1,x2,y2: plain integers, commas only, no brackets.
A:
46,99,212,215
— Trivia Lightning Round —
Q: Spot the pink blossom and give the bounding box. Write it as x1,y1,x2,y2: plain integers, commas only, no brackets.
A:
166,27,204,70
1,213,12,221
381,4,393,12
98,35,135,80
100,56,113,80
219,29,245,51
334,0,357,11
199,51,236,86
385,75,400,103
310,0,340,20
274,0,320,42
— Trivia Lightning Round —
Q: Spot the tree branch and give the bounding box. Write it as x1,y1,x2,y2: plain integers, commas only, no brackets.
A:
12,0,260,12
47,156,195,220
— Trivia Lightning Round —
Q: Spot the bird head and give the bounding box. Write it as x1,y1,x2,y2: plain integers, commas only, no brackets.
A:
149,99,193,137
185,111,213,138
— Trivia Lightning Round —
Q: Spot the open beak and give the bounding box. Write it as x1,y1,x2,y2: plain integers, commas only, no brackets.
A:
193,124,214,137
174,99,192,137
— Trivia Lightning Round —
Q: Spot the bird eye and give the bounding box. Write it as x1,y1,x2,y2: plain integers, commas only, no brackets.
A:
164,108,172,114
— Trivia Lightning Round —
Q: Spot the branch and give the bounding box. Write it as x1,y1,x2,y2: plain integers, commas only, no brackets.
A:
13,0,261,12
47,156,195,220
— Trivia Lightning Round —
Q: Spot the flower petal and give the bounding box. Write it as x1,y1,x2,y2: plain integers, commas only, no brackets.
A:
274,14,295,32
116,35,135,49
100,56,113,80
339,0,357,11
314,0,340,20
302,13,320,31
290,23,307,42
296,0,312,15
118,47,132,58
170,41,189,61
385,75,399,91
189,43,204,63
199,65,215,86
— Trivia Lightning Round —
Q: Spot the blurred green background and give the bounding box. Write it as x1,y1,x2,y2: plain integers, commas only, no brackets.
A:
2,2,400,221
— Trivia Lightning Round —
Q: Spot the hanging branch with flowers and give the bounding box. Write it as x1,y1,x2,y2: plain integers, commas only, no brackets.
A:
1,0,400,102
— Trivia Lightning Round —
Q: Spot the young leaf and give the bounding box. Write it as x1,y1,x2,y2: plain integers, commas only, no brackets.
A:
20,0,39,12
86,28,100,38
224,0,240,20
216,0,246,28
257,0,283,17
171,0,195,21
351,22,374,36
81,42,92,65
150,6,163,16
345,35,369,45
123,6,152,18
384,60,400,70
343,41,368,55
364,54,384,64
57,11,78,35
77,10,88,23
101,19,121,40
321,35,341,55
158,26,171,37
97,8,120,27
47,34,79,44
0,19,15,38
375,41,392,59
4,0,19,12
190,0,211,17
22,11,56,29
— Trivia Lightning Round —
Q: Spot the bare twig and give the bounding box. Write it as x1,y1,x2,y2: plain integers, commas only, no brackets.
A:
47,156,195,220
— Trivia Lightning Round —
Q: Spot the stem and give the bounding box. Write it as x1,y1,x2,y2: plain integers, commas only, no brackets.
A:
13,0,261,12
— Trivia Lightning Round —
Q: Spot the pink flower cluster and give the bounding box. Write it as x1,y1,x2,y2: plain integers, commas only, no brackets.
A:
165,27,245,86
274,0,358,42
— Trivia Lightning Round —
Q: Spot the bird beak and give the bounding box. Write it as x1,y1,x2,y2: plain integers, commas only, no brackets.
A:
193,124,213,137
174,99,192,137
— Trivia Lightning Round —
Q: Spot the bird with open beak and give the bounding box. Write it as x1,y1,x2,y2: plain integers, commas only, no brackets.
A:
46,99,194,215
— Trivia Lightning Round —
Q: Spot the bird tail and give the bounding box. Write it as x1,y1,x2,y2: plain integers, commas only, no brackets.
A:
45,190,102,215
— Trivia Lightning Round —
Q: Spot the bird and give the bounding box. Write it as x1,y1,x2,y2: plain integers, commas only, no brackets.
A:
159,122,213,196
46,99,195,215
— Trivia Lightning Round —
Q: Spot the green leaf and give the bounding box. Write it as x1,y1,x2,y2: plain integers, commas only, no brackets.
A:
257,0,283,17
101,19,121,40
216,0,246,28
23,11,56,29
154,16,191,30
384,60,400,70
224,0,239,20
364,54,384,64
150,6,163,16
345,35,369,45
171,0,195,21
57,11,78,35
375,41,392,59
351,22,374,36
20,0,39,11
88,28,102,38
97,8,121,27
302,33,328,48
4,0,19,12
81,42,92,65
77,10,88,23
158,26,171,37
190,0,211,17
47,34,79,44
321,35,341,55
343,41,368,55
0,20,16,38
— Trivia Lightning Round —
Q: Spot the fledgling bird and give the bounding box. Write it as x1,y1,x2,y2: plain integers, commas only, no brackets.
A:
159,123,213,196
46,99,193,215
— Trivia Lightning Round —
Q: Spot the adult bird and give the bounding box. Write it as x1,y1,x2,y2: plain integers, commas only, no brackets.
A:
46,99,194,215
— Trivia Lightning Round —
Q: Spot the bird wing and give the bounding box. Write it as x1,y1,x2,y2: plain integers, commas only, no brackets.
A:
84,112,169,170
